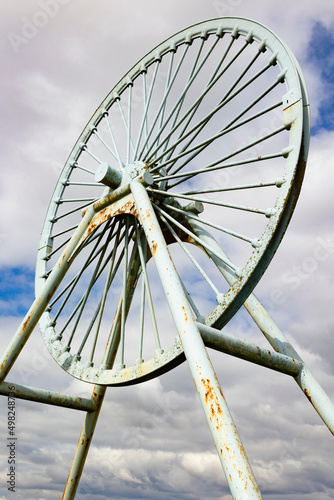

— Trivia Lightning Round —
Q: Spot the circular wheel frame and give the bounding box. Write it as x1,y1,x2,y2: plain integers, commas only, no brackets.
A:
36,17,310,385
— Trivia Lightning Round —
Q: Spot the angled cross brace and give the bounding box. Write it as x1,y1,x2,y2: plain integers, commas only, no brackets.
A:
0,381,97,412
198,318,334,436
198,323,303,377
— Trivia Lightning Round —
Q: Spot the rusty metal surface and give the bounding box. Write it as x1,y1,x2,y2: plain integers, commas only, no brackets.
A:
79,194,139,248
2,16,328,500
35,16,309,389
0,381,97,412
198,322,303,377
62,384,107,500
131,179,263,498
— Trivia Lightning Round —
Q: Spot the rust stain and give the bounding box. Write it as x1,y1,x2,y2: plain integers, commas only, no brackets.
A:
22,310,34,332
201,378,222,417
78,197,139,248
283,101,299,129
304,389,312,403
151,241,158,256
197,375,262,495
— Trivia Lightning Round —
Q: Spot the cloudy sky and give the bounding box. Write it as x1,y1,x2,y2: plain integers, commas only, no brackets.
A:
1,1,334,499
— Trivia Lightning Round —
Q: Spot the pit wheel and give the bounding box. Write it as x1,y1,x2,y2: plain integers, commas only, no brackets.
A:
36,17,309,385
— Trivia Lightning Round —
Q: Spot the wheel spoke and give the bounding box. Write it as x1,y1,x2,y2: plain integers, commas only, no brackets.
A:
153,203,240,274
142,70,149,147
148,51,273,169
133,60,160,159
119,216,130,367
138,44,191,159
159,212,220,295
158,146,286,189
160,37,207,154
52,200,95,222
92,127,125,168
151,36,251,163
163,202,261,247
163,40,263,163
143,30,238,162
154,51,174,152
71,161,95,175
56,197,99,203
65,181,102,187
180,278,201,320
126,80,133,164
51,224,79,240
138,264,146,362
86,220,123,364
61,221,114,349
135,220,161,354
180,179,284,195
166,93,283,175
80,143,104,165
116,96,135,154
102,110,125,169
51,219,119,321
163,190,275,217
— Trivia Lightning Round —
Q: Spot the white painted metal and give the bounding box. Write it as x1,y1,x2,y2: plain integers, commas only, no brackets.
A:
35,17,308,385
131,179,263,499
2,17,331,500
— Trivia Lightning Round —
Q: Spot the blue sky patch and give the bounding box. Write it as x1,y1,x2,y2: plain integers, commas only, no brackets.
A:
308,21,334,135
0,266,35,316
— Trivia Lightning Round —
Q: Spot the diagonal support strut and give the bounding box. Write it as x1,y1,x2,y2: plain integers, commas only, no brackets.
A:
131,179,263,500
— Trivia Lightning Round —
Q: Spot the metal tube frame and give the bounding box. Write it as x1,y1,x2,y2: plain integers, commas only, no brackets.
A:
0,176,333,498
189,218,334,435
131,179,263,499
0,381,97,412
62,384,107,500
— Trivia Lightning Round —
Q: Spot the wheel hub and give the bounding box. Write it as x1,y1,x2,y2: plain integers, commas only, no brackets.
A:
123,160,147,184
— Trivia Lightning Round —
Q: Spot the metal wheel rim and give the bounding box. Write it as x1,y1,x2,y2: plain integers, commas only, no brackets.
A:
36,17,309,385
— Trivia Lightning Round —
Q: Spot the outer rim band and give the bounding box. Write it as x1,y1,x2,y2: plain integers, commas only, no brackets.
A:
36,17,309,385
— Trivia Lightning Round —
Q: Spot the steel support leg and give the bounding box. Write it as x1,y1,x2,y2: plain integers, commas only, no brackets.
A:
62,247,141,499
62,384,107,500
131,180,262,500
244,294,334,435
189,219,334,435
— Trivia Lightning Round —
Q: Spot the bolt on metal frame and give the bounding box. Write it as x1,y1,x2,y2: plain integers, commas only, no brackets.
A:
1,17,333,500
